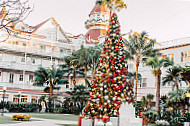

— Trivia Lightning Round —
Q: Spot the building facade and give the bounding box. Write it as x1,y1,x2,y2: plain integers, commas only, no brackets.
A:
0,8,84,103
128,37,190,101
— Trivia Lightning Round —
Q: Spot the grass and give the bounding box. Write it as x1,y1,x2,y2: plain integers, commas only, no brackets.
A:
28,113,79,121
0,114,41,124
0,115,20,124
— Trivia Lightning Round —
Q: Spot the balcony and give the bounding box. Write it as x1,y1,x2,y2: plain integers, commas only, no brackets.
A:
0,42,69,59
0,61,39,72
0,82,69,93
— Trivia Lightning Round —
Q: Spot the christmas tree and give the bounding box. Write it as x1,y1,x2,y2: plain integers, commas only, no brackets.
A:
83,13,134,118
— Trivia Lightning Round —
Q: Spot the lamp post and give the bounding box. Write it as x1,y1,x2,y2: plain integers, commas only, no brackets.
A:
1,86,7,116
18,91,21,106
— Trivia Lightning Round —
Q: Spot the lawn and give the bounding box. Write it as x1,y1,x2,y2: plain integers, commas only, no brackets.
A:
0,115,19,124
28,113,79,121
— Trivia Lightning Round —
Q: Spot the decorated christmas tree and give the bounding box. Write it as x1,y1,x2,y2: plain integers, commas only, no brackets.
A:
83,13,134,118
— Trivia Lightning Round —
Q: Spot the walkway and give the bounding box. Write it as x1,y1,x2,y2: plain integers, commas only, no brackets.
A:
0,113,78,126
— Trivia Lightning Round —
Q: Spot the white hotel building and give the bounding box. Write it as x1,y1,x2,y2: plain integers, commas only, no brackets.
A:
127,37,190,101
0,7,86,103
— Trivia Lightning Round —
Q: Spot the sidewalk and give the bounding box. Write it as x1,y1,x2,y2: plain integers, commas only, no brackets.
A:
0,113,78,126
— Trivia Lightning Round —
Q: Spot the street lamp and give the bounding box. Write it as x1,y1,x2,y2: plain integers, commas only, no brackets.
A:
1,86,7,116
18,91,21,106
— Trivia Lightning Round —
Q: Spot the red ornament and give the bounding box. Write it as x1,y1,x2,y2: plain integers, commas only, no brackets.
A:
102,115,110,123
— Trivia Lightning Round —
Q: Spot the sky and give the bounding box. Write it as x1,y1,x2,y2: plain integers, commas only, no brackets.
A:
25,0,190,42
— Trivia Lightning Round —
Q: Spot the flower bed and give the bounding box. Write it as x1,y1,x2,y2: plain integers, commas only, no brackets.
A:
12,114,31,121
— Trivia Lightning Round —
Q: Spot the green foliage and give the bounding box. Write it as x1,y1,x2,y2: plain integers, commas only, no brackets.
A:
60,85,90,114
96,0,127,12
180,66,190,84
163,66,187,90
142,110,158,123
0,101,41,112
34,66,68,112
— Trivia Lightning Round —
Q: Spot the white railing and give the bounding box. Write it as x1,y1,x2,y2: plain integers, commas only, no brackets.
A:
0,82,70,93
0,43,68,58
0,61,39,72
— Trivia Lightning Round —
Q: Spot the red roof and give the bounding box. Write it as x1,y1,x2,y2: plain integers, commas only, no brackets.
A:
90,4,109,15
85,29,107,44
32,18,51,33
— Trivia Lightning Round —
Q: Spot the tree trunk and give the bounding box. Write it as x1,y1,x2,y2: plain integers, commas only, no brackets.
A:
180,101,184,117
49,84,53,112
174,76,178,90
134,60,139,98
156,69,161,116
84,66,87,86
73,65,76,86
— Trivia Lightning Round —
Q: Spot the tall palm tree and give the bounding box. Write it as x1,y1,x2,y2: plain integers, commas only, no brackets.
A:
146,57,173,114
146,93,154,109
167,89,186,117
73,45,91,86
125,31,158,98
34,66,68,112
163,66,187,90
87,44,102,81
60,55,84,86
96,0,127,15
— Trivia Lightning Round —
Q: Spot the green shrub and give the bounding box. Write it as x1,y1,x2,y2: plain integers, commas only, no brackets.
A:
0,101,41,112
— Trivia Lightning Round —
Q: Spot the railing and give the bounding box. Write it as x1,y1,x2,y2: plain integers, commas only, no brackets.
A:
0,82,70,92
0,61,39,72
0,42,68,58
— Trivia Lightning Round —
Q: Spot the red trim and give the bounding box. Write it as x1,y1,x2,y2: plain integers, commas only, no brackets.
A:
0,88,69,95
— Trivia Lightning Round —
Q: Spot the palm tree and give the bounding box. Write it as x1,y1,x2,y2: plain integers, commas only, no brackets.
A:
163,66,187,90
34,66,68,112
96,0,127,15
65,85,89,112
141,96,148,110
167,89,186,117
127,71,141,87
73,45,91,86
125,31,158,98
60,55,84,86
146,93,154,109
180,66,190,85
87,44,102,81
146,56,173,114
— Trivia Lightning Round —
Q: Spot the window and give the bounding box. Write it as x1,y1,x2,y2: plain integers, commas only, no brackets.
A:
21,57,25,62
168,53,174,62
21,95,27,102
19,75,23,81
142,78,147,87
138,79,142,88
181,52,187,62
9,73,14,83
31,96,38,103
29,75,33,81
